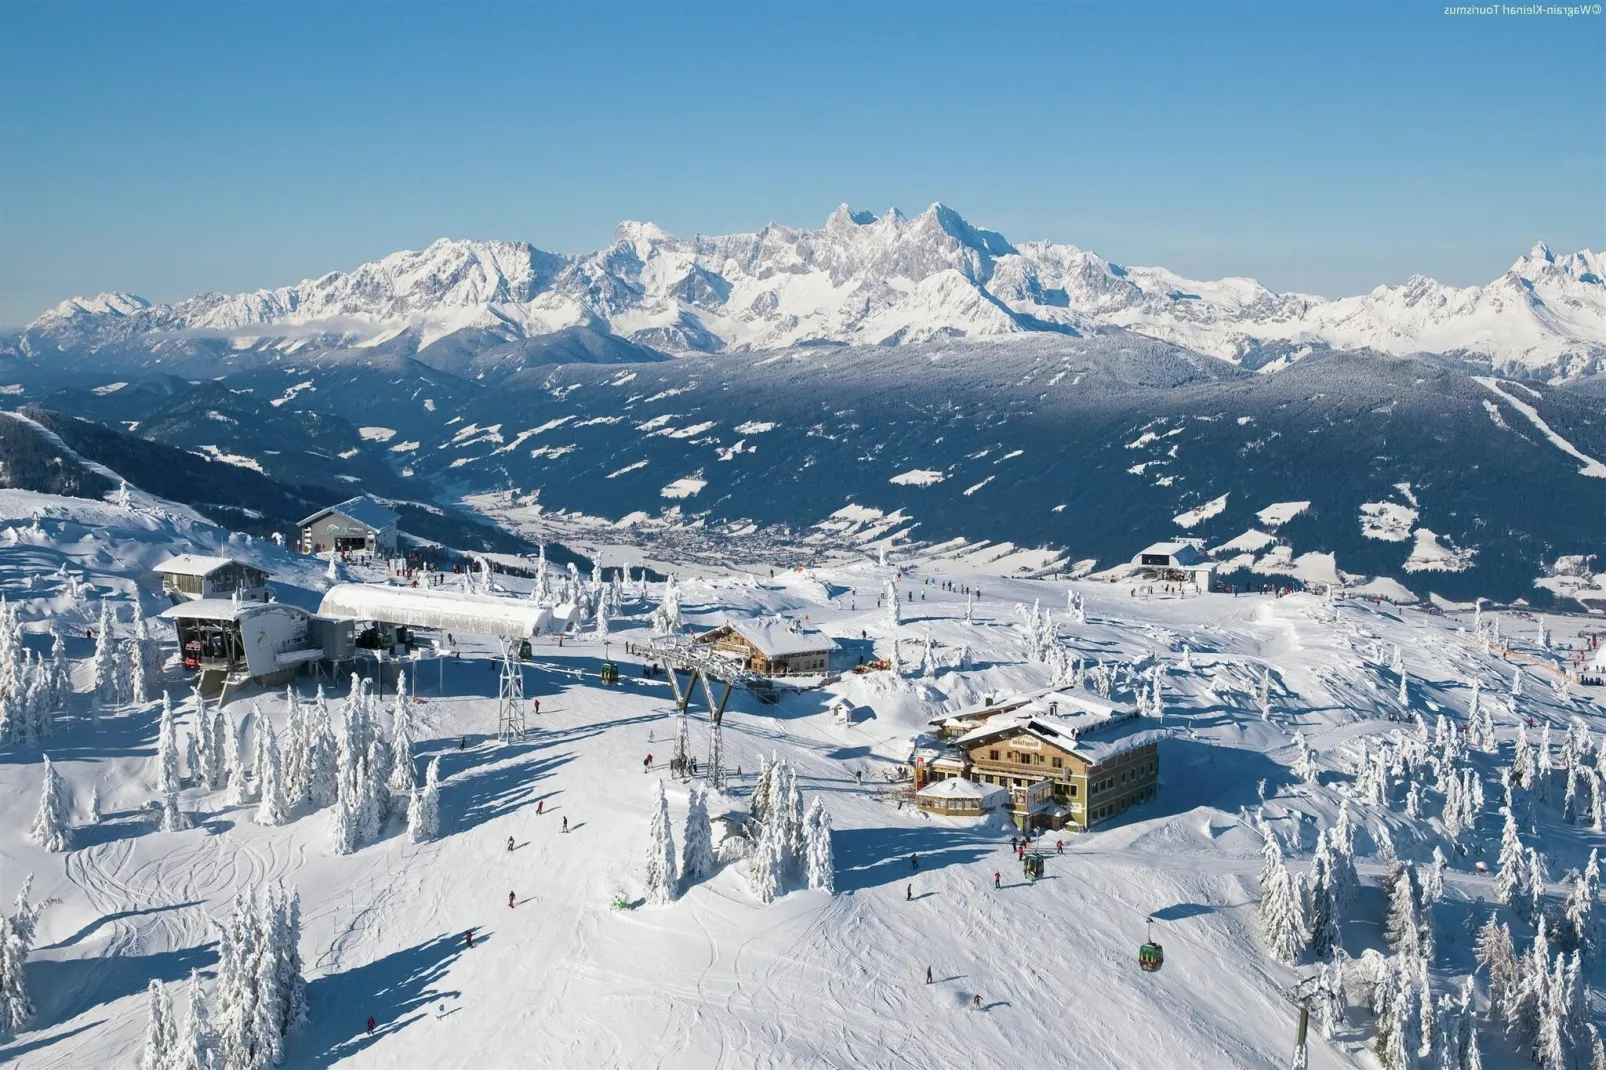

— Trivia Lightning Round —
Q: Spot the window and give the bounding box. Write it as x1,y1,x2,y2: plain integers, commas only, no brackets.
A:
1051,757,1062,769
1068,784,1077,797
989,749,999,761
1035,754,1045,765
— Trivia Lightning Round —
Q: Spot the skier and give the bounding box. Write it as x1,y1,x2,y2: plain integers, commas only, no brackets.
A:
994,871,1001,890
533,698,540,714
926,966,933,985
1055,840,1063,855
972,994,982,1011
537,799,544,815
366,1016,376,1035
906,884,912,901
464,929,474,948
1010,836,1018,852
561,816,569,833
459,736,467,751
507,836,515,852
508,891,516,909
910,853,919,871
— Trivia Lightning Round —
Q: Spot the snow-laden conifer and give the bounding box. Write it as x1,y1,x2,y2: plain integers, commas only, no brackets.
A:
804,798,835,893
1258,836,1304,965
407,757,441,844
29,755,70,852
645,779,678,905
140,978,177,1070
256,719,288,827
681,785,715,882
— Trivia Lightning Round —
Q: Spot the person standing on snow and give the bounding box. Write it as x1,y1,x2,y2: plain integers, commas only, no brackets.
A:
508,891,516,908
925,966,933,985
464,929,475,948
993,871,1001,890
366,1016,376,1035
906,884,912,901
561,816,569,833
910,854,919,870
507,837,515,852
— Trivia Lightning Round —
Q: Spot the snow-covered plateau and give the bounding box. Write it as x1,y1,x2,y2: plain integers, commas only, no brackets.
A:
1,470,1604,1070
9,205,1604,380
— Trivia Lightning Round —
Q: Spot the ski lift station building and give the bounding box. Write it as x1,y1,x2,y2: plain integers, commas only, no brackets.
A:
297,496,400,556
1130,540,1214,590
160,599,352,691
154,554,272,603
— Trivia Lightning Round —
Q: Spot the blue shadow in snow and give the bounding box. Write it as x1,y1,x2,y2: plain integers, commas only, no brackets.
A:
832,825,1000,892
298,932,467,1068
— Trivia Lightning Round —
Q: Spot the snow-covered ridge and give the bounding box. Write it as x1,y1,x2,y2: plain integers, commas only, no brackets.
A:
22,209,1605,377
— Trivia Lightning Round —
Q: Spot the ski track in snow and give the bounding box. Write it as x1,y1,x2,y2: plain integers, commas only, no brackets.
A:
1474,376,1606,478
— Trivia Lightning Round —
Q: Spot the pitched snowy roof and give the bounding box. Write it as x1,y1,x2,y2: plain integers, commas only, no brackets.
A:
159,599,306,623
931,686,1133,729
954,707,1162,764
317,583,550,638
1134,541,1206,567
296,495,400,531
154,553,267,578
917,777,1008,803
701,616,838,657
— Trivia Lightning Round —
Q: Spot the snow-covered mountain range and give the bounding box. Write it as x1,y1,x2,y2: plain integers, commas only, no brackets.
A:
18,204,1606,378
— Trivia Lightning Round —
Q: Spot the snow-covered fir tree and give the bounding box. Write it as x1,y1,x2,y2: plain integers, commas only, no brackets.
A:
86,782,101,824
130,601,162,701
885,580,899,628
681,785,715,883
305,687,337,808
407,757,441,844
645,779,678,905
158,690,181,797
172,968,219,1070
29,754,70,852
222,710,251,806
1258,836,1305,965
1495,807,1528,908
92,600,118,703
1305,828,1340,959
804,798,835,893
214,883,306,1070
140,978,178,1070
0,912,34,1042
1291,730,1318,784
255,719,288,827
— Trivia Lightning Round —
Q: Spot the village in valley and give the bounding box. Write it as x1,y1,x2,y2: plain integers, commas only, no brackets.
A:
0,472,1602,1070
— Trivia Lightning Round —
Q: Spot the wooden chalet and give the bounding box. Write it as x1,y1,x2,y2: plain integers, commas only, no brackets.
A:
693,616,837,676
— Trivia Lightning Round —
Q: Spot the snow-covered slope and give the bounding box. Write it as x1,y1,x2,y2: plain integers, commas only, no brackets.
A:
17,207,1604,378
2,496,1604,1069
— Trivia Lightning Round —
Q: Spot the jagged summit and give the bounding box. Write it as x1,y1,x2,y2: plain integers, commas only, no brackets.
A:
17,204,1605,377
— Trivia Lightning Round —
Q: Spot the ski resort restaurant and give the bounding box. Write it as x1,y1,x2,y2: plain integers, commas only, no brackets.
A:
692,616,837,676
908,688,1162,831
297,495,400,557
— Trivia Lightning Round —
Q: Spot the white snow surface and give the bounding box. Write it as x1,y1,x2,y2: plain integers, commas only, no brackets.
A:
3,483,1605,1069
26,210,1604,376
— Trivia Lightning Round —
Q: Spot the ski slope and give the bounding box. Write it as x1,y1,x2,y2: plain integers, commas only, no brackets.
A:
0,488,1602,1068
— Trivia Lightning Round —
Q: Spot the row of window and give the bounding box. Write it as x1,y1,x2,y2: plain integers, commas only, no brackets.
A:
991,748,1069,770
1087,785,1158,824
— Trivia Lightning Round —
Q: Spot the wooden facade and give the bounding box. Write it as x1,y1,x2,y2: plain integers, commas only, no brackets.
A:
921,722,1159,831
693,622,833,676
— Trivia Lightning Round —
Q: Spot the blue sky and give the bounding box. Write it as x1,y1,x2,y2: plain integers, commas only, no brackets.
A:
1,1,1600,325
